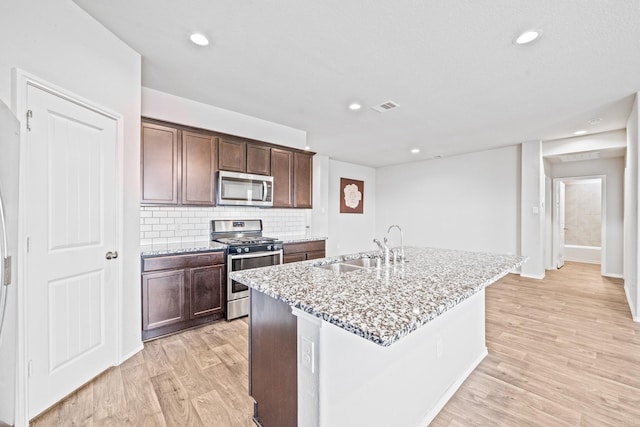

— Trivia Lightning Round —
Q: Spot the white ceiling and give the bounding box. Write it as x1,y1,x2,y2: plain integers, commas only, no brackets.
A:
73,0,640,167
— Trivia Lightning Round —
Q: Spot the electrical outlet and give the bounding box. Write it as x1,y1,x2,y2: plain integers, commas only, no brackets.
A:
301,337,315,373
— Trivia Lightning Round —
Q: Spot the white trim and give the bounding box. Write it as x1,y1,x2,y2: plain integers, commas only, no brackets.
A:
119,344,144,364
415,347,488,427
520,273,546,280
12,68,124,425
604,272,624,279
624,284,640,322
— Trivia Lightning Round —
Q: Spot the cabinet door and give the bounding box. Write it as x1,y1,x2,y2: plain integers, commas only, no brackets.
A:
250,290,298,427
283,253,306,264
218,138,246,172
246,144,271,175
189,264,225,319
271,148,293,208
142,270,187,331
141,123,179,204
182,131,217,205
294,152,313,208
306,250,326,261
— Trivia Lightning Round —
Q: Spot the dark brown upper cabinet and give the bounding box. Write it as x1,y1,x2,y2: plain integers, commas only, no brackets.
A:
294,152,313,208
141,118,313,208
246,144,271,175
271,148,293,208
141,123,179,204
219,138,272,176
218,138,246,173
182,131,217,205
141,121,217,206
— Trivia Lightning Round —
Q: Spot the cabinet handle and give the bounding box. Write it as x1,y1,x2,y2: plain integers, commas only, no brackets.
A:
105,251,119,260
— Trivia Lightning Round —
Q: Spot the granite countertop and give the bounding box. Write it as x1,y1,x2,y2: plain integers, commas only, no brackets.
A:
141,236,327,256
281,236,328,244
141,240,226,257
229,247,526,346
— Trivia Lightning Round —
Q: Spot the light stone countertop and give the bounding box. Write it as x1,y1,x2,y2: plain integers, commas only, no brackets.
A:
140,236,327,256
281,236,327,244
229,247,526,346
140,240,226,257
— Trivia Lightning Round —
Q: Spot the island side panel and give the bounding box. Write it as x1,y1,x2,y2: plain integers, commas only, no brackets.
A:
317,290,487,427
249,289,298,427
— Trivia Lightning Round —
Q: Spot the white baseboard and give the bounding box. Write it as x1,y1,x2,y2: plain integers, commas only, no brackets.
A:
603,272,623,279
118,343,144,365
624,284,640,322
564,245,601,264
520,273,545,280
416,347,488,427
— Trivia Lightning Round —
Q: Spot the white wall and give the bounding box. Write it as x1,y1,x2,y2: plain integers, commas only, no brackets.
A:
376,146,520,255
521,141,545,278
311,154,330,239
625,95,639,320
142,87,306,149
551,158,624,277
543,129,627,156
0,0,142,423
327,160,377,256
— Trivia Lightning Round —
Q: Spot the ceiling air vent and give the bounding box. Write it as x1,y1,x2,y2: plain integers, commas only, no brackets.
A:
371,100,400,113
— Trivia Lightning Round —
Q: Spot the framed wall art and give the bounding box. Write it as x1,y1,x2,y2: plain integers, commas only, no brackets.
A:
340,178,364,214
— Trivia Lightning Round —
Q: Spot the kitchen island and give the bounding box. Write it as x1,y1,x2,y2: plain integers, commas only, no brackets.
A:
230,247,525,427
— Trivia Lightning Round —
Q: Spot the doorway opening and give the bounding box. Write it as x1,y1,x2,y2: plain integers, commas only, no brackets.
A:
550,176,605,274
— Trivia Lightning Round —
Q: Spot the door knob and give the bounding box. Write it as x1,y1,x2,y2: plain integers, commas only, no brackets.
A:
105,251,118,260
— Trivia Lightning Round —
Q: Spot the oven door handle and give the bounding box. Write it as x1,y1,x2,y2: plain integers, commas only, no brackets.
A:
228,249,283,262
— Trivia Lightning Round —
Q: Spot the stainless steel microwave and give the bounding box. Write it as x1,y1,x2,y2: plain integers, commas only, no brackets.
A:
217,171,274,207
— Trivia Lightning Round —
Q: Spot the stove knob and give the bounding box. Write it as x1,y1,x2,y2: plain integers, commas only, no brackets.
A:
267,245,272,251
244,247,250,253
235,248,242,254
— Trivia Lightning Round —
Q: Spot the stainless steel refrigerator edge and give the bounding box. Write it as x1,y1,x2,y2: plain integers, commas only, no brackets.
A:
0,99,20,427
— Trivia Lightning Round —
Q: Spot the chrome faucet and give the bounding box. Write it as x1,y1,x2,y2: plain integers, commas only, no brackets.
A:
386,224,404,262
373,238,390,266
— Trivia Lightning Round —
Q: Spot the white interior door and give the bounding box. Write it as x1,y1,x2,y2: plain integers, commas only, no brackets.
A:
25,83,118,418
554,180,566,269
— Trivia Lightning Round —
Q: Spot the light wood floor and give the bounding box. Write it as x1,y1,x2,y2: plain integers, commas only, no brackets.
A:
31,262,639,426
432,262,639,426
31,319,255,426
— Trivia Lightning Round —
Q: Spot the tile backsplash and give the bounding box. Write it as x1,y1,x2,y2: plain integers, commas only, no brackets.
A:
140,206,311,246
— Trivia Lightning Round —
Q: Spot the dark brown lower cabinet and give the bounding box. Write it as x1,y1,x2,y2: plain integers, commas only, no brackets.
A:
283,240,326,264
141,251,225,341
250,289,298,427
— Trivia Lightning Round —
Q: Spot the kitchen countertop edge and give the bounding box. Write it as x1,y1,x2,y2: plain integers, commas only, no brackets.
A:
230,247,526,347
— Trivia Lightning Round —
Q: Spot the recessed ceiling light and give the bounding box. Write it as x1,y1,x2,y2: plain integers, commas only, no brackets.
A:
348,102,362,111
190,33,209,46
587,118,602,125
574,130,588,136
514,30,540,45
410,148,420,154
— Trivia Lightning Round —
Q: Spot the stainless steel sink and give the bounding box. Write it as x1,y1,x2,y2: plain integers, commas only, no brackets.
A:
315,263,364,273
314,257,384,273
342,258,380,268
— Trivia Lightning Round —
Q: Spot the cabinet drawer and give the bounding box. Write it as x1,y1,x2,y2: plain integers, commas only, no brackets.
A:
283,240,325,255
142,251,225,272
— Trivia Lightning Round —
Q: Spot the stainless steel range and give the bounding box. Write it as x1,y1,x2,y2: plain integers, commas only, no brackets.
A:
210,219,283,320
